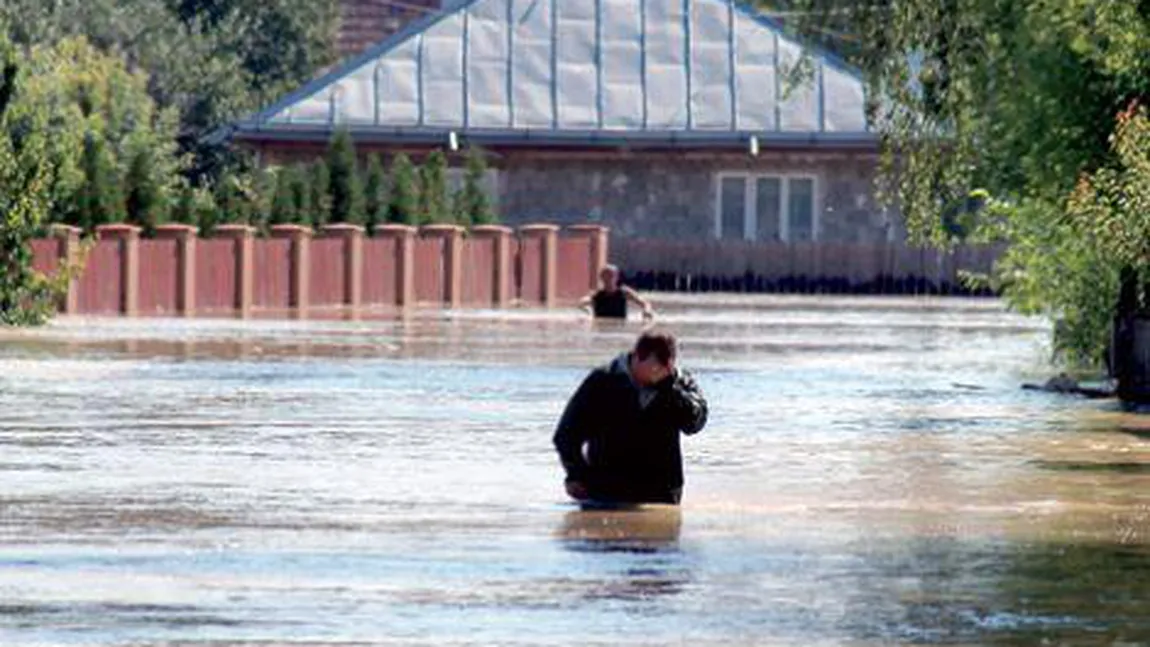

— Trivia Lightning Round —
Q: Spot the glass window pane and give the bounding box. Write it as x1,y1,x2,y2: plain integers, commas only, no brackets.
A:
788,178,815,242
719,177,747,240
755,177,782,242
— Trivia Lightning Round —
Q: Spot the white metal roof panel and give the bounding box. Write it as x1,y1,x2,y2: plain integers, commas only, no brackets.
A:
254,0,869,139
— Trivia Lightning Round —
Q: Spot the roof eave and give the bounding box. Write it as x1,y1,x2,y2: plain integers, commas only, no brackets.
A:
230,124,879,150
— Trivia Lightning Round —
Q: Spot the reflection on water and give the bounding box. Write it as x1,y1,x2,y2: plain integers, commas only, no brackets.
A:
555,507,690,604
557,506,683,553
4,295,1150,645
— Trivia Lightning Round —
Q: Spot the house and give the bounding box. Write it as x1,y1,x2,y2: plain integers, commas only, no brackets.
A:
227,0,897,246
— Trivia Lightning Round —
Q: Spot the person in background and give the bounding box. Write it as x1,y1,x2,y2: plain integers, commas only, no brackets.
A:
553,330,708,506
579,264,654,320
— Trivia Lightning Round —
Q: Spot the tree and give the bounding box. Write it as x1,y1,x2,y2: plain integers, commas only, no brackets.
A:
0,0,339,182
171,183,197,225
124,145,166,234
75,132,124,231
776,0,1150,366
386,153,419,225
11,37,183,229
327,128,364,225
419,150,449,225
170,182,217,232
452,145,496,226
197,189,221,234
268,166,298,226
192,185,219,232
286,164,309,225
1053,104,1150,365
307,159,330,228
363,153,387,233
0,33,59,325
250,166,278,232
168,0,339,108
213,170,251,226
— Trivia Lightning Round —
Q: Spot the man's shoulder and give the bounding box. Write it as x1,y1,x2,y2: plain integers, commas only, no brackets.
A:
584,365,614,382
583,361,625,385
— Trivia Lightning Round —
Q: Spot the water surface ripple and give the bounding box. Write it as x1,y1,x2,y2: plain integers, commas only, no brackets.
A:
1,295,1148,646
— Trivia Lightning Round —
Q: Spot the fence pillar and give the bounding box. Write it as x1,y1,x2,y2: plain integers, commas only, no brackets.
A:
271,224,313,320
565,224,610,293
155,224,198,318
51,225,81,315
471,225,514,307
322,224,365,316
375,224,417,308
520,224,559,307
214,224,255,319
421,224,465,308
96,224,141,317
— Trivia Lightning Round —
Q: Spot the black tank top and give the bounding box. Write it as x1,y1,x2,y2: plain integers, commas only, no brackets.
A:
592,289,628,319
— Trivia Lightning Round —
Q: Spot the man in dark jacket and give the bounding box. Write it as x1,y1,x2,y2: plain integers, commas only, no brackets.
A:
553,330,708,505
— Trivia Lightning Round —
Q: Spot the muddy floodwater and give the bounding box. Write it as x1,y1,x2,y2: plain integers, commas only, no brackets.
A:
2,295,1150,646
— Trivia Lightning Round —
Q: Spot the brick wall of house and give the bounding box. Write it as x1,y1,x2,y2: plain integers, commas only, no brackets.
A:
497,150,902,244
251,141,899,244
338,0,441,59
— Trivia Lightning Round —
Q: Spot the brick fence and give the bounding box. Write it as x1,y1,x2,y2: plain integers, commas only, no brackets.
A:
34,223,608,319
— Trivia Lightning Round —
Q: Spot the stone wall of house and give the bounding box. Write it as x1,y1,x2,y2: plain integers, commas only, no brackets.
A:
497,150,904,243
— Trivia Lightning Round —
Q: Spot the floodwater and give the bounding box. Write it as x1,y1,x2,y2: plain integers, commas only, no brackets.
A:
2,295,1149,646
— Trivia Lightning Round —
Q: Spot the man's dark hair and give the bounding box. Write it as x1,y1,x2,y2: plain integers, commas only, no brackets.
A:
634,330,677,365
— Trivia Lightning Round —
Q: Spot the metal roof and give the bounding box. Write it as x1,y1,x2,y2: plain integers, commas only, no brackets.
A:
232,0,872,145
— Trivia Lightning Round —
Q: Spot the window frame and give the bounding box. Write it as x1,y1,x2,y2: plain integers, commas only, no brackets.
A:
713,172,820,242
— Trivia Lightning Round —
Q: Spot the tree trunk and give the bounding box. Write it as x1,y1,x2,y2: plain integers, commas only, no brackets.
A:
1115,267,1148,404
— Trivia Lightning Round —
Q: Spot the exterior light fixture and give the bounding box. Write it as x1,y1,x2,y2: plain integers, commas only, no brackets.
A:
748,135,760,157
448,131,460,151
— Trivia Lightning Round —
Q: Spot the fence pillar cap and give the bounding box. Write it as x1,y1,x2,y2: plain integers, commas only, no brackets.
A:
519,224,561,235
420,224,466,236
471,224,513,236
154,224,199,238
50,224,82,237
374,224,418,237
270,224,314,238
96,223,142,239
213,224,257,238
566,224,610,235
321,223,366,236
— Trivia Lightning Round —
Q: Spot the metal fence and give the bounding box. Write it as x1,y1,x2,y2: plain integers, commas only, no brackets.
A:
613,239,1005,296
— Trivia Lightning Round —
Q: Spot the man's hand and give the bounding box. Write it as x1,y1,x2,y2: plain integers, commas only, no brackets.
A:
623,286,654,321
656,368,684,393
565,479,589,501
657,368,708,435
673,369,700,393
